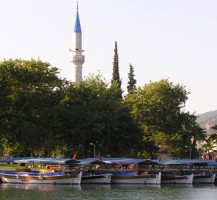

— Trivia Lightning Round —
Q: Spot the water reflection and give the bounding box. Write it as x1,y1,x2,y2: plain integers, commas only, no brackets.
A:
0,183,82,191
0,183,163,191
111,184,161,189
1,183,217,192
0,183,217,200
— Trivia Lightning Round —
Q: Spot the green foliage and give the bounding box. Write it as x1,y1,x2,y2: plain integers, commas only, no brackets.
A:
201,126,217,159
127,63,137,93
0,59,66,157
0,59,202,160
124,79,204,159
60,75,142,158
111,41,122,98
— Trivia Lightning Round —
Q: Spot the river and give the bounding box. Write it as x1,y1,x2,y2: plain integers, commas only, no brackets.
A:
0,184,217,200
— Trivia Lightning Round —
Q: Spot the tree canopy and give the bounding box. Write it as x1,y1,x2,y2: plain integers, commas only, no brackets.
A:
111,41,122,98
0,60,141,158
0,59,66,156
0,59,203,159
124,79,205,158
127,63,137,93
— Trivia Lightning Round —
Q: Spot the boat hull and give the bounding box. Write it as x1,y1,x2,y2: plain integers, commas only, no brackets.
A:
111,172,161,184
193,174,216,184
0,170,82,185
81,173,112,184
161,174,194,184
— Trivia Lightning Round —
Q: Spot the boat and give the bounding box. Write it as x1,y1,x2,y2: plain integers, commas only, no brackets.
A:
82,172,112,184
161,160,194,184
193,173,216,184
0,170,82,184
111,171,161,184
77,159,112,184
103,158,162,184
0,157,82,185
207,161,217,184
192,160,216,184
161,172,194,184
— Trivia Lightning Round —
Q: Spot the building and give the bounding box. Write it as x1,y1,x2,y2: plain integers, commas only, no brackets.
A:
70,5,85,83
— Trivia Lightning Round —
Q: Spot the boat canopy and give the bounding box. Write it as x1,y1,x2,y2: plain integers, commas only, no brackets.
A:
3,157,214,167
190,159,216,166
0,157,106,166
0,157,80,165
98,158,161,165
0,157,37,164
164,159,217,166
78,158,106,165
164,160,192,166
207,161,217,167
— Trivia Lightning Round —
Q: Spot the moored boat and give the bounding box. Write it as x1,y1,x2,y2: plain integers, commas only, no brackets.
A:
161,173,194,184
78,159,112,184
192,160,216,184
0,157,82,185
103,158,162,184
207,161,217,184
82,172,112,184
193,173,216,184
111,171,161,184
73,158,112,184
161,160,194,184
0,170,82,184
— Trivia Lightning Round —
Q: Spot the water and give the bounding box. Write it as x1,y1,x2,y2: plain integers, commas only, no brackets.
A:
0,184,217,200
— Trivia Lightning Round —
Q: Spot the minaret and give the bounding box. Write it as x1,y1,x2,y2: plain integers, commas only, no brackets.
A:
70,4,85,83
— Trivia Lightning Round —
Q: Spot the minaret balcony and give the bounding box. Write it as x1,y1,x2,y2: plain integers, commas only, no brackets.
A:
71,55,85,64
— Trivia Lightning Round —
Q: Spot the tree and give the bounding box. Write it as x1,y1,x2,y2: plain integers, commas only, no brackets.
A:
111,41,122,98
211,125,217,131
201,125,217,159
0,59,66,157
127,63,137,93
0,59,142,158
124,79,203,158
61,75,142,158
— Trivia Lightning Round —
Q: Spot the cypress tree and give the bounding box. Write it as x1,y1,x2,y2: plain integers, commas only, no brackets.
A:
127,63,137,93
111,41,121,89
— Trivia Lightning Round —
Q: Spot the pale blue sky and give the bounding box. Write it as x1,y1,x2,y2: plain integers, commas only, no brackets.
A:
0,0,217,114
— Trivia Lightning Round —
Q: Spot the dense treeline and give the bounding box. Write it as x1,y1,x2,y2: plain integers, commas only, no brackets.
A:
0,59,205,159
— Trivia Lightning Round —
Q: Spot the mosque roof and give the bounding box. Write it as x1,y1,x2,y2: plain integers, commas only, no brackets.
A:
74,11,82,33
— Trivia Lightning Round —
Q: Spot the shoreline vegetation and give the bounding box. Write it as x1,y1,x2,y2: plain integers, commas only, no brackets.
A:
0,59,215,160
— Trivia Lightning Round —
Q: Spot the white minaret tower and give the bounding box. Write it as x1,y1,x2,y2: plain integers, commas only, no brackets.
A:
70,4,85,83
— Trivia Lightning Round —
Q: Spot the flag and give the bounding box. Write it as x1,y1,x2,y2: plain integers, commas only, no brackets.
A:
72,152,77,160
98,153,102,161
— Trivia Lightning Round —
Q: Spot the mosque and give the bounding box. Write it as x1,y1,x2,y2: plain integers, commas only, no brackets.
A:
70,5,85,83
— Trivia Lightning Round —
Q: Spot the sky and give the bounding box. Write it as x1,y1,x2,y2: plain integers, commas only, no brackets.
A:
0,0,217,115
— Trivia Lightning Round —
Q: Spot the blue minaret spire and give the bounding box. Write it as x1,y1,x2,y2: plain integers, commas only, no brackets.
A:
74,3,81,33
